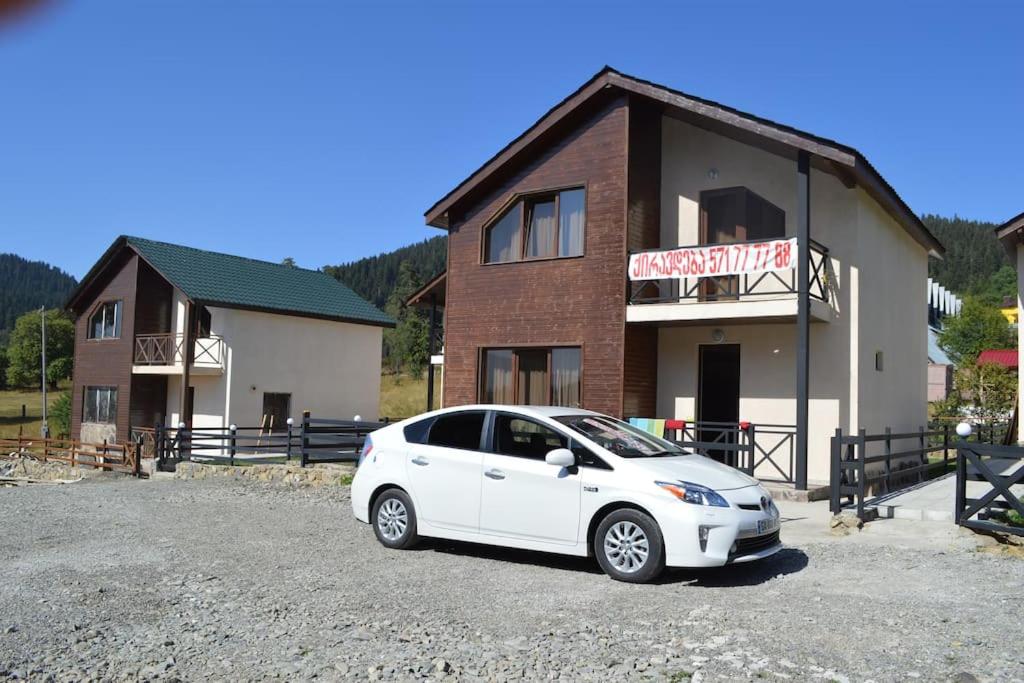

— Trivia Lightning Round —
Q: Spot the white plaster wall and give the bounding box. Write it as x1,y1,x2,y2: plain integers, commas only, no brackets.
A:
166,307,384,428
656,324,846,484
853,190,928,437
655,116,929,483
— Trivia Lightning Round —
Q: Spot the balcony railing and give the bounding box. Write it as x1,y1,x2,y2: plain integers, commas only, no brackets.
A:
134,334,224,367
628,238,833,305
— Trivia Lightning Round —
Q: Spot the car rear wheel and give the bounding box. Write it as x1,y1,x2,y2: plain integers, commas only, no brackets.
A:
594,509,665,583
371,488,419,549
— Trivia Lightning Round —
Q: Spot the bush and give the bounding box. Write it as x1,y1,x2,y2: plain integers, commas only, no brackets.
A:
46,356,73,387
49,390,72,438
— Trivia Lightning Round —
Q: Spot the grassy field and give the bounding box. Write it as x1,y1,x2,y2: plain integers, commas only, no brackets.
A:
379,369,439,420
0,385,66,438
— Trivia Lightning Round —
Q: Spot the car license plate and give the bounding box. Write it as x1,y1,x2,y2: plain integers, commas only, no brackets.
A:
757,517,778,535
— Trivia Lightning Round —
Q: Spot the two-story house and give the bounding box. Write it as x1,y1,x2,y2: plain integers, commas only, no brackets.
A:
66,236,393,444
423,67,943,490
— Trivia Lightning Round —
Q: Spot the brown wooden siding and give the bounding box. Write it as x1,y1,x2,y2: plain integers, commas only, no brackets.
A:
70,252,140,443
134,259,172,335
622,325,658,418
129,374,168,432
626,97,662,253
442,95,631,416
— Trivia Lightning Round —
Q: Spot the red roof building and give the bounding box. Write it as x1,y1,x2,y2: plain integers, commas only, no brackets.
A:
977,349,1018,369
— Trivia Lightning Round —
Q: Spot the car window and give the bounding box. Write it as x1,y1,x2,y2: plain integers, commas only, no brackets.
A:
493,414,567,460
403,417,434,444
426,412,485,450
554,415,684,458
570,439,612,470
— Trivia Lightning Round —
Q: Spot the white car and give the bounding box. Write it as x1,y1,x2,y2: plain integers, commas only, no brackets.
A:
351,406,782,583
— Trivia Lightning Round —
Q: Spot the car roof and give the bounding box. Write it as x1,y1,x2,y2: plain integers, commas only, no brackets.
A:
403,404,600,422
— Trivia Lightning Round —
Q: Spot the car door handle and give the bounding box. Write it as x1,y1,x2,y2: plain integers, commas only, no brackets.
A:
411,456,429,466
484,469,506,480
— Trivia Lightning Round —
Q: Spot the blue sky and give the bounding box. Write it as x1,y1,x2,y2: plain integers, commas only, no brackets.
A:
1,0,1021,279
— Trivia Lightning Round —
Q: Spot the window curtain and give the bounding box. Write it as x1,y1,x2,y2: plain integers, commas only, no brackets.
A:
551,348,581,408
517,350,549,405
483,350,514,403
558,189,585,257
487,206,522,263
526,201,557,258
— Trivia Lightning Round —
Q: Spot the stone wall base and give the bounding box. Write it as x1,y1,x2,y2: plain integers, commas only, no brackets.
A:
172,461,355,487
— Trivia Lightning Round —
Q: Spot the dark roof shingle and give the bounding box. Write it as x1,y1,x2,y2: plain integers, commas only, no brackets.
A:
69,235,393,327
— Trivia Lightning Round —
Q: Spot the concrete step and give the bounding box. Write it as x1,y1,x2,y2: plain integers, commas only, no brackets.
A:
761,481,830,503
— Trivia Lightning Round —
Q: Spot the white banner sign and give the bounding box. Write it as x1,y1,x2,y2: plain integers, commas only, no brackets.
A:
628,238,797,281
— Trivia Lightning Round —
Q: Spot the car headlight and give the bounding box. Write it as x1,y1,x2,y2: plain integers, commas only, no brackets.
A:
656,481,730,508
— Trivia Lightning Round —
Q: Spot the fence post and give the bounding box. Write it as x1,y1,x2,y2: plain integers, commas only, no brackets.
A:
744,423,756,475
155,423,164,467
918,426,926,483
943,424,950,473
229,424,237,466
883,427,892,493
954,443,967,525
830,428,842,514
856,428,867,521
300,410,311,468
132,438,141,477
286,418,294,462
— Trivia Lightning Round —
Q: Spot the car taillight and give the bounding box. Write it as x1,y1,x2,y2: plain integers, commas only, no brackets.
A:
357,436,373,466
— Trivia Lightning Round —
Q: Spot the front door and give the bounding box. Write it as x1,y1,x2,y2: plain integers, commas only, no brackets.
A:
406,411,486,532
698,344,741,464
478,412,581,545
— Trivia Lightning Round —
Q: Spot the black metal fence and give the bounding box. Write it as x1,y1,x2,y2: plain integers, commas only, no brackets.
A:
155,411,385,470
664,420,796,483
955,442,1024,538
830,422,1009,520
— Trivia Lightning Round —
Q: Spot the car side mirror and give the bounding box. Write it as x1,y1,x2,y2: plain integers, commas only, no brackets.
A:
545,448,576,468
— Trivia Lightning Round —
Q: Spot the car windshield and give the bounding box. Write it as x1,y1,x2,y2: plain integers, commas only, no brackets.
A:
553,415,686,458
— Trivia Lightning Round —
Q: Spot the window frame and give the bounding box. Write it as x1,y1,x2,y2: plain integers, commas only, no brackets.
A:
86,300,123,341
481,184,587,265
488,411,570,461
478,345,583,408
83,385,118,424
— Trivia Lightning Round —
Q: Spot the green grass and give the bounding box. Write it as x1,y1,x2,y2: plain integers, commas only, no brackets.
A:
379,369,439,420
0,384,67,439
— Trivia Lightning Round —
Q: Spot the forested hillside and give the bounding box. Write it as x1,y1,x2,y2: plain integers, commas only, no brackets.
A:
324,235,446,309
922,214,1010,299
0,254,77,337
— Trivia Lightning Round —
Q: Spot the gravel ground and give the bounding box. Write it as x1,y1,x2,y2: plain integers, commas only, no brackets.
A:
1,477,1022,682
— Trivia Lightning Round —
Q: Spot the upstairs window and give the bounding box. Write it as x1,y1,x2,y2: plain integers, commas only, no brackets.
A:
88,301,122,340
484,188,585,263
700,187,785,245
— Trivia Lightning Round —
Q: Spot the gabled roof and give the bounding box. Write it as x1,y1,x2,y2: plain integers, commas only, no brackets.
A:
405,270,446,309
978,349,1018,369
424,66,944,257
66,236,395,328
995,210,1024,260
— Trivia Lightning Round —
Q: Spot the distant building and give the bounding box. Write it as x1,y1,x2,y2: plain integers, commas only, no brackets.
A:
65,236,393,444
977,349,1018,370
926,278,962,402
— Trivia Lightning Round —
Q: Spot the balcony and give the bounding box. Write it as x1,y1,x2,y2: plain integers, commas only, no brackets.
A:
132,334,225,375
626,238,836,325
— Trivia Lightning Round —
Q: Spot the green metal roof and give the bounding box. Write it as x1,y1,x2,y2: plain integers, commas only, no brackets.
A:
123,236,394,327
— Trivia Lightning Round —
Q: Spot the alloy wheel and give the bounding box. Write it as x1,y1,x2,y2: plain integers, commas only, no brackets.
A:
603,520,650,574
377,498,408,541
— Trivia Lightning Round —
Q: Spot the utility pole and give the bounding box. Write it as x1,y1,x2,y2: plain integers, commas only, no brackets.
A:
40,307,49,438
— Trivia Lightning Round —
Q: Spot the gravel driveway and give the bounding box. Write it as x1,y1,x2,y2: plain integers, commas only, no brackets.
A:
1,476,1022,682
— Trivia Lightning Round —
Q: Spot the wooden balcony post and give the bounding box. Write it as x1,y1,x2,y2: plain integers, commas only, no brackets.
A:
179,300,196,427
795,150,811,491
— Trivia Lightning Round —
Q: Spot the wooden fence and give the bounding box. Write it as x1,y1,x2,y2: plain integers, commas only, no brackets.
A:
0,434,140,476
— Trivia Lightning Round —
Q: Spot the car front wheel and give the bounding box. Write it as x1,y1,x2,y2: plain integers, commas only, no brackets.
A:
594,509,665,583
371,488,419,549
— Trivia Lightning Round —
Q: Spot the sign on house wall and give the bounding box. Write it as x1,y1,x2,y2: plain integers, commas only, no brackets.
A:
628,238,798,281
